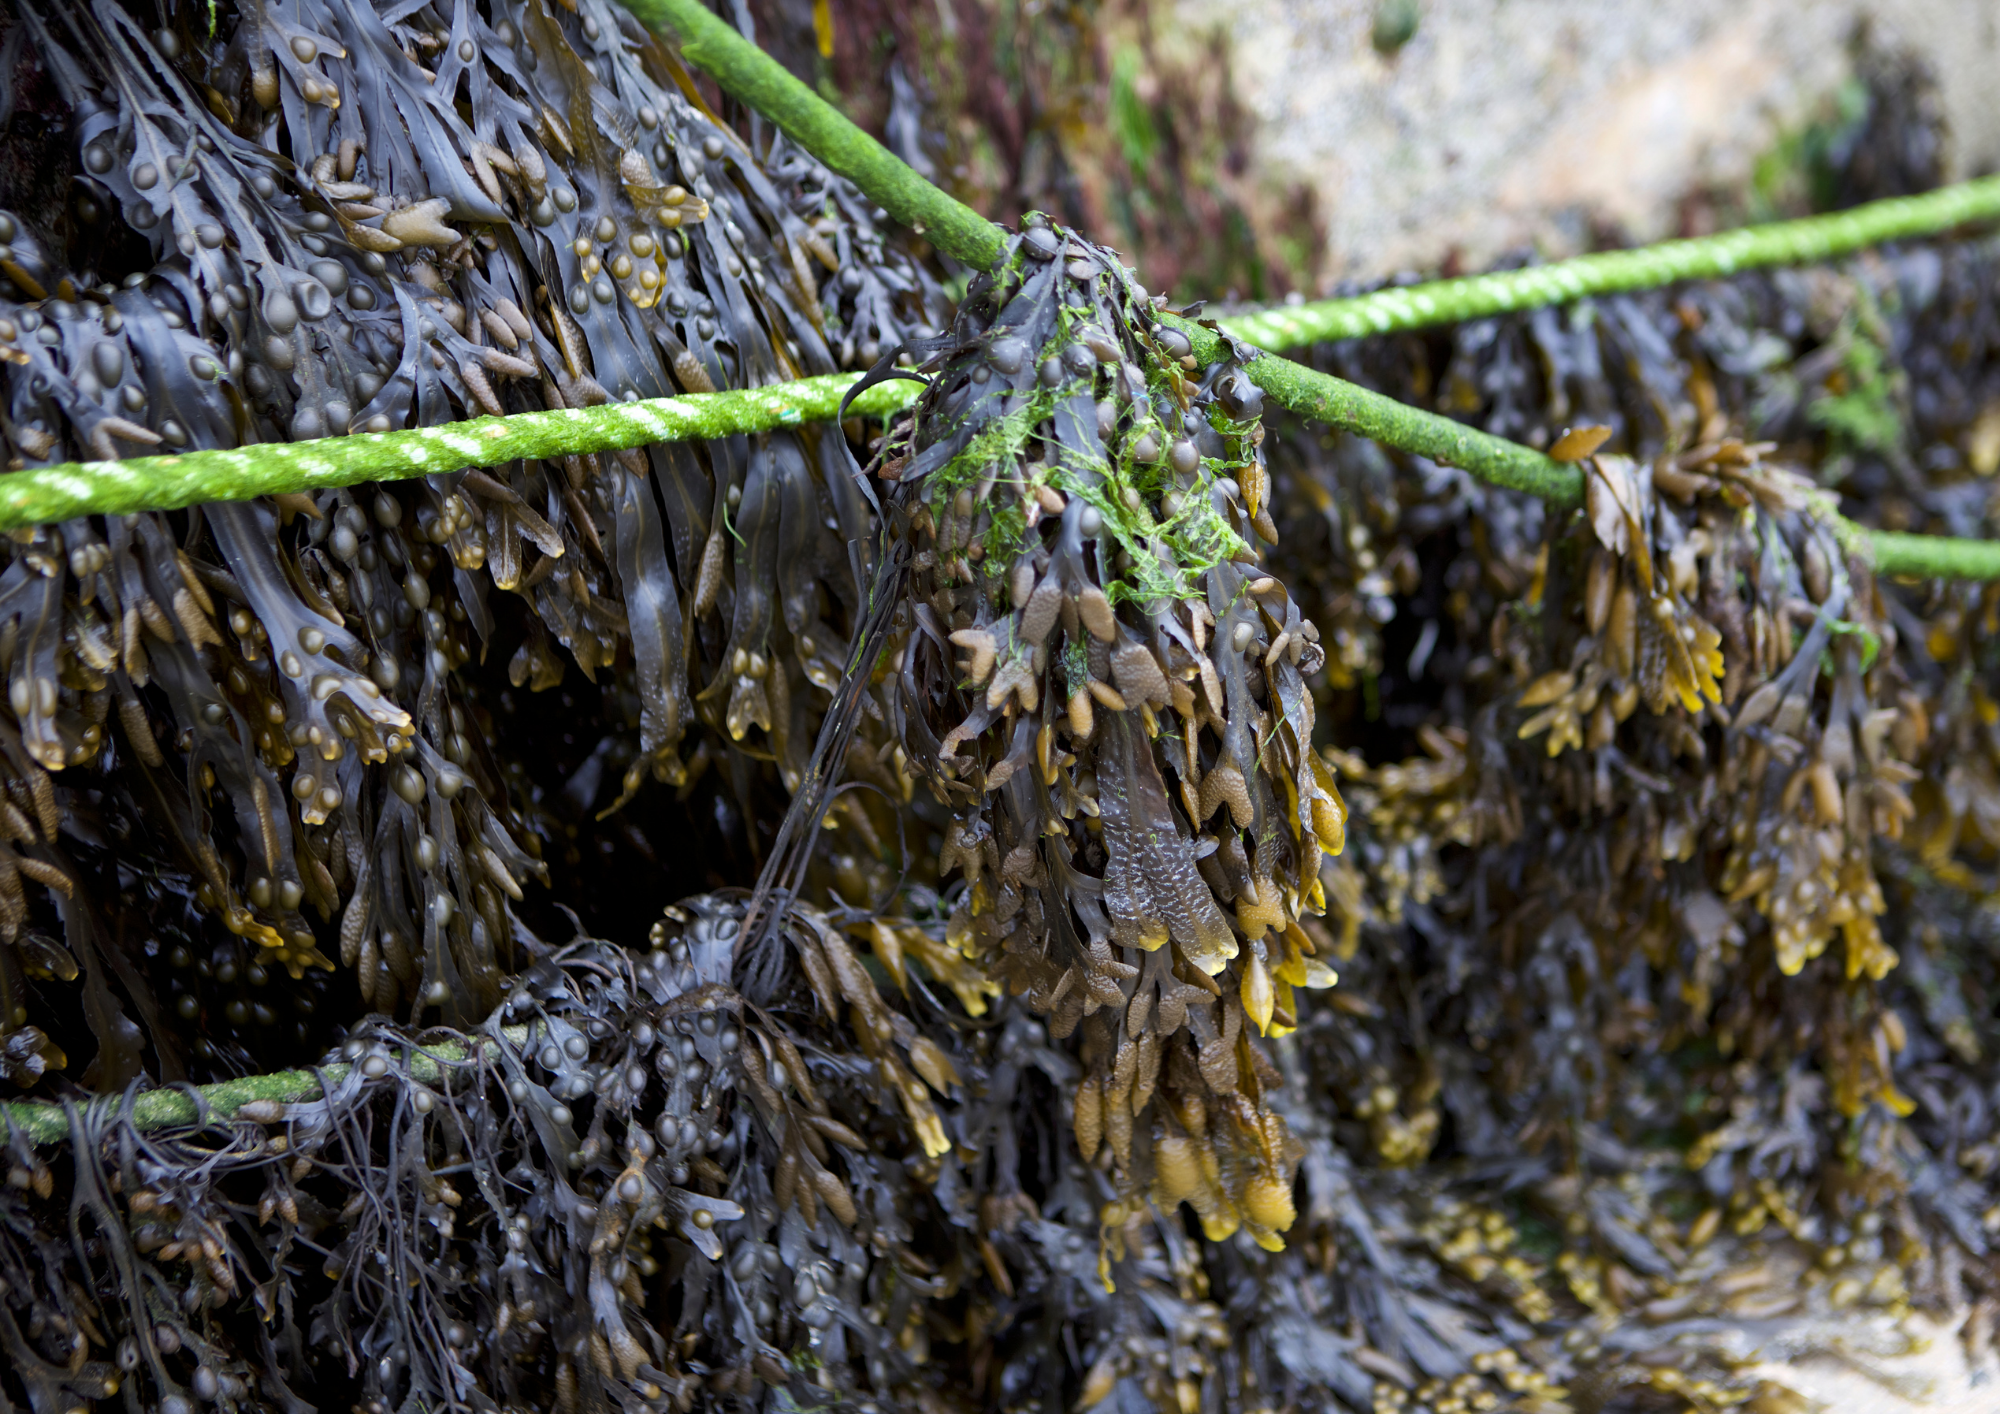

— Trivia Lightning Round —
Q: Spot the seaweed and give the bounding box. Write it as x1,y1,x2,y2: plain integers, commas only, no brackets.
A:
0,0,947,1083
2,11,2000,1414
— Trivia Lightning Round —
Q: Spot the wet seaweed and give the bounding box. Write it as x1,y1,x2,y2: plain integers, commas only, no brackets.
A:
0,896,1017,1413
851,218,1345,1270
0,0,947,1083
3,11,2000,1414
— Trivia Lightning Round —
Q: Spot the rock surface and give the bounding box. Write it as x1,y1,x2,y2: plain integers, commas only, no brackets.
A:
1178,0,2000,282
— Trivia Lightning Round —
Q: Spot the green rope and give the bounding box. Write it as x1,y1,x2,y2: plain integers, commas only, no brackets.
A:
3,1058,348,1146
0,1032,530,1146
0,375,919,528
624,0,1007,270
1865,528,2000,581
1219,178,2000,349
1165,311,1993,577
1164,313,1588,504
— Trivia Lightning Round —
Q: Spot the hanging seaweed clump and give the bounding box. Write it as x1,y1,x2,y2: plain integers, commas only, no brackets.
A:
858,216,1347,1262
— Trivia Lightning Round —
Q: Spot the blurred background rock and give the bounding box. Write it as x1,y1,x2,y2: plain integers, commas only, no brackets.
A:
737,0,2000,300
